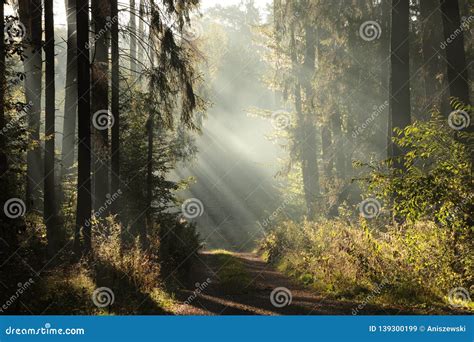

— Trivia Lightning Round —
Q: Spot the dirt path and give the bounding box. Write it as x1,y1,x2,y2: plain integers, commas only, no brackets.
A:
172,251,427,315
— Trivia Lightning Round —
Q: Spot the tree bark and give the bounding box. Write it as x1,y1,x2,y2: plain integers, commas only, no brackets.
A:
388,0,411,167
420,0,448,113
18,0,43,211
61,0,78,183
44,0,60,256
331,111,344,178
321,124,332,179
74,0,92,255
137,0,144,76
129,0,137,76
144,113,153,249
439,0,470,106
91,0,110,213
110,0,120,216
300,23,319,220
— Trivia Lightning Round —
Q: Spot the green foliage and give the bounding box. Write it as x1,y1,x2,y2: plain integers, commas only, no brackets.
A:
261,219,472,310
363,109,473,233
261,108,473,310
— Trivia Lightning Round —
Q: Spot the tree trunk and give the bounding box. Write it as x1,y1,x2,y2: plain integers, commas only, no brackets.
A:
74,0,92,255
420,0,448,113
321,124,332,180
110,0,120,216
331,111,344,178
137,0,144,76
439,0,470,106
44,0,60,256
61,0,78,184
388,0,411,167
300,24,319,220
18,0,43,212
144,113,153,249
129,0,137,76
91,0,110,213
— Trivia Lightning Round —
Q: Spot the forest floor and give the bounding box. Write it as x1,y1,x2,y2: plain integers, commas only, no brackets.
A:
171,251,460,315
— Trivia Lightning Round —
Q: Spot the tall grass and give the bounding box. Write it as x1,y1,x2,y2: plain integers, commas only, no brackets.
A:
260,219,472,309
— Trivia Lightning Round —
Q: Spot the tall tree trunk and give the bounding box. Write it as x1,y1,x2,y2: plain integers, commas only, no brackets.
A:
44,0,59,256
144,112,153,249
91,0,110,213
110,0,120,216
331,111,344,178
321,124,332,180
439,0,470,107
420,0,448,113
74,0,92,255
290,21,319,220
137,0,144,76
300,23,319,220
18,0,43,212
61,0,78,185
129,0,137,76
439,0,472,169
388,0,411,167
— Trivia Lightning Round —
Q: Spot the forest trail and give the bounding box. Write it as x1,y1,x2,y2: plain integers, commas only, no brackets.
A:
173,251,417,315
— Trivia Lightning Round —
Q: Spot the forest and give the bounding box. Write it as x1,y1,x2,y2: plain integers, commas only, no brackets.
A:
0,0,472,315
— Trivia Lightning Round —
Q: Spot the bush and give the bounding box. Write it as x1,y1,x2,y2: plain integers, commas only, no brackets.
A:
362,109,473,233
260,219,471,308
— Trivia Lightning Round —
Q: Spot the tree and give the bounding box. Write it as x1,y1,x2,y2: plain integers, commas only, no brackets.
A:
61,0,78,184
388,0,411,166
110,0,120,215
299,22,320,219
137,0,144,75
439,0,470,107
44,0,59,255
18,0,43,211
74,0,92,254
419,0,448,112
129,0,137,76
91,0,110,212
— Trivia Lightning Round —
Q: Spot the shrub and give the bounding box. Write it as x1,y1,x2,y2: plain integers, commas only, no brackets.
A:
260,219,472,308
